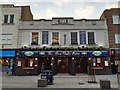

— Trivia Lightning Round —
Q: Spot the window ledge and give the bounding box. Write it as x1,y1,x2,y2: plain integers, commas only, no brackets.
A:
2,23,15,25
91,67,103,70
23,67,34,69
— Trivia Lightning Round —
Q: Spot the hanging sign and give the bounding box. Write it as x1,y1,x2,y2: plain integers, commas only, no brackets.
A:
92,51,102,56
24,51,34,56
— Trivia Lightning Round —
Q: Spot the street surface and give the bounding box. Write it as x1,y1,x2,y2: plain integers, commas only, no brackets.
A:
1,73,119,89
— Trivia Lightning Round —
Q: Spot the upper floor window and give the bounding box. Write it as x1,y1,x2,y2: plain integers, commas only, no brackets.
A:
79,31,86,44
88,32,95,44
71,32,78,45
4,15,8,23
64,34,66,45
1,33,12,45
10,15,14,23
4,14,14,24
115,34,120,44
52,32,59,45
112,15,120,24
31,32,38,45
42,31,48,44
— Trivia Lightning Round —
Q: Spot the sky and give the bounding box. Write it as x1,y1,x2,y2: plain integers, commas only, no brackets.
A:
0,0,120,19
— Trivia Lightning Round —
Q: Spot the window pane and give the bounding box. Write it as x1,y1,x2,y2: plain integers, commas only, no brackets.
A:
71,32,78,44
64,34,66,45
88,32,95,44
4,15,8,23
79,31,86,44
52,32,59,44
115,34,120,44
10,15,14,23
42,31,48,44
31,32,38,45
112,15,120,24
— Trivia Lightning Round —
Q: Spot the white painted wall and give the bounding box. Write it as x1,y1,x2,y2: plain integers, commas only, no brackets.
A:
18,18,109,48
0,5,21,49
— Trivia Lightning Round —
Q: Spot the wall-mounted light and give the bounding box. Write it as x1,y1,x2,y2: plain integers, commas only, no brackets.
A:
35,58,38,60
88,58,91,60
72,57,74,60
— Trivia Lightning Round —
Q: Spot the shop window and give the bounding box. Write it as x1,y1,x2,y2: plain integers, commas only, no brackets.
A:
17,61,22,67
23,58,34,68
31,32,38,45
104,61,109,66
92,58,102,67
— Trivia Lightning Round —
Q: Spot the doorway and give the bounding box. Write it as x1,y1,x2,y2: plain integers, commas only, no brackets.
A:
75,58,87,73
58,58,68,73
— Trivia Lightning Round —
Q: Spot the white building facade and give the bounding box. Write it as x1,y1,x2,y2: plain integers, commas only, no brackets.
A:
18,17,109,49
0,4,21,49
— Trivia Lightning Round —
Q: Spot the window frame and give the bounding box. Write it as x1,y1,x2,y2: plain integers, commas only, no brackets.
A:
87,32,95,45
42,31,49,45
112,15,120,24
71,32,78,45
79,31,86,44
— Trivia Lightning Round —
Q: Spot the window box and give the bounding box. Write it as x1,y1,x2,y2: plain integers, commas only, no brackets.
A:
23,67,34,70
71,43,78,45
51,42,60,45
31,42,38,45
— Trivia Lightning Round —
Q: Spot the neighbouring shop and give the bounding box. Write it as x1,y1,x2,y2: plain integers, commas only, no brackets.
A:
0,49,16,75
14,49,111,75
110,49,120,74
14,50,39,75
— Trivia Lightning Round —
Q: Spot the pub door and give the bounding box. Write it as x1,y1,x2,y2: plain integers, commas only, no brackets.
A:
75,58,87,73
58,58,68,73
38,57,51,74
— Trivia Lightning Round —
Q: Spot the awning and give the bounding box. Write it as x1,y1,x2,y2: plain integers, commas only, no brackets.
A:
0,50,16,58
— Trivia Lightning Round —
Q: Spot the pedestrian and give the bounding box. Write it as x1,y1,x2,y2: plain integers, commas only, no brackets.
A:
41,64,45,74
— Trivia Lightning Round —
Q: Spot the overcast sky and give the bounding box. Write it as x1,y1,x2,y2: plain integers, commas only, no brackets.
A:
0,0,120,19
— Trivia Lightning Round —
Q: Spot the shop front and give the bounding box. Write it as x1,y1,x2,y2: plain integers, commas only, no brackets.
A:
87,51,111,75
0,49,16,75
14,51,39,75
14,50,111,75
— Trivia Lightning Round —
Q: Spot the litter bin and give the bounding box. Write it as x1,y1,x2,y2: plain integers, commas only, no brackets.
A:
100,79,111,89
41,70,53,85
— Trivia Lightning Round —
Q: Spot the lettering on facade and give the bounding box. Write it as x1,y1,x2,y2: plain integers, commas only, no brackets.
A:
58,19,68,24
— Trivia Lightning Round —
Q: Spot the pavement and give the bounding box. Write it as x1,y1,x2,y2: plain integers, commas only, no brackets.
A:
1,73,120,90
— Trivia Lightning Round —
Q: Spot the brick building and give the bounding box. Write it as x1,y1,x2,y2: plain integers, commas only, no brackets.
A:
100,8,120,74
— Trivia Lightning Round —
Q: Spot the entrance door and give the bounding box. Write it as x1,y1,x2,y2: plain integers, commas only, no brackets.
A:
58,58,68,73
75,58,87,73
39,58,51,74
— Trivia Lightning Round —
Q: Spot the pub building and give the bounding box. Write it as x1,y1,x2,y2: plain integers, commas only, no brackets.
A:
13,48,111,75
0,49,16,74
